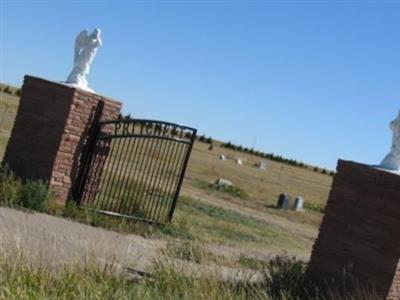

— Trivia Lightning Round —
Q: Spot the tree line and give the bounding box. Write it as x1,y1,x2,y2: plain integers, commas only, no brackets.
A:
197,134,334,176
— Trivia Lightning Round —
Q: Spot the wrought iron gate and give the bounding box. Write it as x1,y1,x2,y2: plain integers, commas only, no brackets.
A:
74,118,197,223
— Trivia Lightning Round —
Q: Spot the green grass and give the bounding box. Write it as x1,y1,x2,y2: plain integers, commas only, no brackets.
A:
0,92,19,130
54,187,312,254
0,91,19,161
62,201,174,238
0,253,263,300
173,196,312,252
0,166,311,254
303,202,325,213
0,89,332,210
62,195,311,255
210,183,248,199
238,255,265,270
87,166,175,224
0,134,9,163
0,250,384,300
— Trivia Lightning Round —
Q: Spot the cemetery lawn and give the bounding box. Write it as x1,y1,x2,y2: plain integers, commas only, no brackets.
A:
0,87,331,294
0,91,19,158
0,88,327,251
170,196,313,255
0,88,332,210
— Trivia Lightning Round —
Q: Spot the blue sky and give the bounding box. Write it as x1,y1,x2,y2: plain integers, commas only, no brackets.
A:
1,1,399,170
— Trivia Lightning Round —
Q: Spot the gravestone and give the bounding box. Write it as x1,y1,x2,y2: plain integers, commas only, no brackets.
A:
236,158,243,165
257,160,267,170
276,193,290,210
293,196,304,212
219,154,226,161
214,178,233,188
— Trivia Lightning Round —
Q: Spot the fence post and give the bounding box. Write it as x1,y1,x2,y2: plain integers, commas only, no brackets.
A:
168,129,197,221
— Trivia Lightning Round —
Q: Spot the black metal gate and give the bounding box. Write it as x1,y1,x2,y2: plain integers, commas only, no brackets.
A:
74,118,197,223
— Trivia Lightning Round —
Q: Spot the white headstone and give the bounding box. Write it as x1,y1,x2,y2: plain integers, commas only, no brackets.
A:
65,28,102,92
236,158,243,165
215,178,233,187
380,111,400,173
257,161,267,170
219,154,226,161
294,196,304,212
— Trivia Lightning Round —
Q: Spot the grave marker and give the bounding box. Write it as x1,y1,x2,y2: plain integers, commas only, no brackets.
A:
276,193,290,210
293,196,304,212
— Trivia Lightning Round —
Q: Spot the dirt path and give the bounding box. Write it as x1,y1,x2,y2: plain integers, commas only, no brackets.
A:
0,207,163,272
182,186,318,242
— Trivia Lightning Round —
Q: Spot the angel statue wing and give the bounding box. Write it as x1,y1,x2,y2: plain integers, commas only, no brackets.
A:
74,29,89,63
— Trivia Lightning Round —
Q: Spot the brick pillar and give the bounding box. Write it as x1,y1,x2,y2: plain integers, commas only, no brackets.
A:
2,75,122,205
306,160,400,299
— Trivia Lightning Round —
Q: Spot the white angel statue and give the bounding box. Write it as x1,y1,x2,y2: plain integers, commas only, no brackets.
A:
380,111,400,172
65,28,102,92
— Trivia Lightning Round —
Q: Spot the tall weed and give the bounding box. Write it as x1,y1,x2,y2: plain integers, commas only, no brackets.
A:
0,166,57,212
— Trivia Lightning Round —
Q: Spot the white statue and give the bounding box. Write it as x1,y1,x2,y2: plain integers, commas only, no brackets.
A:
380,111,400,172
65,28,102,92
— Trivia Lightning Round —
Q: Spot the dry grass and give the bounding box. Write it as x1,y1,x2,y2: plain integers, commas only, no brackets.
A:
0,91,19,159
186,141,332,207
0,89,332,208
0,88,327,256
0,89,386,299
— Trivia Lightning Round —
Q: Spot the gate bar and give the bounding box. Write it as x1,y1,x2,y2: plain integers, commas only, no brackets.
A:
168,130,196,221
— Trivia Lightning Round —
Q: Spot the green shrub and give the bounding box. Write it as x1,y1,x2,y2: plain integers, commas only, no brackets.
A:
211,184,248,199
15,88,22,96
198,135,213,145
0,167,23,206
0,166,58,212
258,256,384,299
20,180,53,211
304,202,325,213
261,256,308,299
198,134,206,142
3,86,12,94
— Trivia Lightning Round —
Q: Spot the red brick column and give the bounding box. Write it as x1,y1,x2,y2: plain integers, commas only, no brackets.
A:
2,75,122,205
306,160,400,299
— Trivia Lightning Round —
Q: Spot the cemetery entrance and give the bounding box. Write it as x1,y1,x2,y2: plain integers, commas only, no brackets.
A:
74,117,197,223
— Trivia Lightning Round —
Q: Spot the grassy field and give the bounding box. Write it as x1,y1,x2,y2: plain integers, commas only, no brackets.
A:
1,248,382,300
0,85,338,298
0,91,19,159
187,141,332,206
0,88,332,208
0,87,331,250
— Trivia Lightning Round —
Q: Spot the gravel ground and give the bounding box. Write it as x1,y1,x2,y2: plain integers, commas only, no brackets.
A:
0,207,163,272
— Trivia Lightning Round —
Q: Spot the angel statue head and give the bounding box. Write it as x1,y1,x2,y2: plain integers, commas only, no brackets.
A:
380,110,400,172
65,28,103,92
